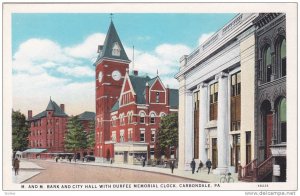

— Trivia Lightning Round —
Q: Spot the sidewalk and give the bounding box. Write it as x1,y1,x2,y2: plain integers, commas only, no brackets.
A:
46,159,239,183
12,159,45,183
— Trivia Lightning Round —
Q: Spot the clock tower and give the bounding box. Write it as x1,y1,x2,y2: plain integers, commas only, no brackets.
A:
94,21,130,161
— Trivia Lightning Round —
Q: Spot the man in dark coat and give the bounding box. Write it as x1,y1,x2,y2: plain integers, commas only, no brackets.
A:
13,158,20,176
170,161,175,174
206,159,212,174
190,158,196,174
196,160,204,173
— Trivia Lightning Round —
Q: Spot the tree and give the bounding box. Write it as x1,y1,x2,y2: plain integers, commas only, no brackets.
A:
64,116,87,157
87,120,95,149
156,112,178,159
12,110,30,152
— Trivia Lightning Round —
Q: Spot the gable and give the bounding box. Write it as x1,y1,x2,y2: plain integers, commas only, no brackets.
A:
150,78,165,91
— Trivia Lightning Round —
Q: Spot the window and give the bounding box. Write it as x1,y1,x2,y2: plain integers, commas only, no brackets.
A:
140,130,145,142
119,114,125,126
280,39,286,77
151,130,155,142
156,92,160,103
279,98,286,143
193,91,200,159
140,112,145,124
246,132,252,164
128,129,133,141
112,131,116,142
210,83,218,120
112,42,121,56
120,130,125,142
128,112,133,124
265,46,272,82
150,112,156,124
231,72,241,131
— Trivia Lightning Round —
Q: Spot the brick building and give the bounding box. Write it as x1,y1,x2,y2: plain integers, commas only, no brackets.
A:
94,21,178,163
107,71,178,164
27,98,68,158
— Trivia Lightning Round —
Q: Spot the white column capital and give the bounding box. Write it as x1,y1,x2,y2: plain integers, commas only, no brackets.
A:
197,82,208,89
215,72,229,80
185,90,193,96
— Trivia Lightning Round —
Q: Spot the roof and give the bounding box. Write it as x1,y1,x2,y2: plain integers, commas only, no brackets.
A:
129,75,152,104
95,21,130,63
31,99,68,120
147,77,157,88
22,148,47,153
77,111,95,121
111,100,119,112
169,89,179,109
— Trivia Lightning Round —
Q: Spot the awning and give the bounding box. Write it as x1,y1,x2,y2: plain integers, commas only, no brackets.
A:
22,148,47,153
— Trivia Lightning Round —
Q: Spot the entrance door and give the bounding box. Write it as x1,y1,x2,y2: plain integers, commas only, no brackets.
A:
212,138,218,169
124,151,128,163
266,114,273,158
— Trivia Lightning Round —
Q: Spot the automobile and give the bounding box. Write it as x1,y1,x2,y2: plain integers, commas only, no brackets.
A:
84,155,95,162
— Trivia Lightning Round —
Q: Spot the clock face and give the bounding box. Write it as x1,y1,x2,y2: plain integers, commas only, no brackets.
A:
98,71,103,83
112,70,121,81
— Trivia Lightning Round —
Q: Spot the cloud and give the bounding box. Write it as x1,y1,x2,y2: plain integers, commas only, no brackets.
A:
13,38,73,63
64,33,106,60
57,65,94,77
198,32,215,45
125,43,191,84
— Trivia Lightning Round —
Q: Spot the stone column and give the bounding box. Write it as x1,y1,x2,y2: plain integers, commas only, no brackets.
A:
214,72,229,174
184,90,194,170
199,83,208,163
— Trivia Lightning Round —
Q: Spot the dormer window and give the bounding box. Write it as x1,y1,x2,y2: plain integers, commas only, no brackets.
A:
112,42,121,56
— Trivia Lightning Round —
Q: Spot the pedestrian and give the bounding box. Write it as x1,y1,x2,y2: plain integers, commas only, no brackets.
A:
13,158,20,176
206,159,212,174
196,160,204,173
190,158,196,174
170,160,175,174
55,156,58,162
68,156,72,162
142,157,146,167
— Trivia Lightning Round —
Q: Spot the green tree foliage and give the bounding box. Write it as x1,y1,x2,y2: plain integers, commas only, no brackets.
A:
156,113,178,158
64,116,87,154
87,120,95,149
12,110,30,152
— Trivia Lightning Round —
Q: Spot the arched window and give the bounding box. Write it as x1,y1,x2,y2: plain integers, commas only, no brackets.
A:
265,46,272,82
279,98,286,143
128,112,133,124
150,112,156,124
280,39,286,77
160,112,166,118
139,111,145,124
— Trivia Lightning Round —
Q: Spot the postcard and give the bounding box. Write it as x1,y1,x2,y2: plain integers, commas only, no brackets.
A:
2,2,298,195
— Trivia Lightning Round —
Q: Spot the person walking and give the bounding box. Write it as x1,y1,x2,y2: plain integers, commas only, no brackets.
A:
13,158,20,176
190,158,196,174
206,159,212,174
170,161,175,174
142,157,146,167
196,160,204,173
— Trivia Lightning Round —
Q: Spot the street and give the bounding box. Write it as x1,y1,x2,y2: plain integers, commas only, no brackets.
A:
24,160,197,183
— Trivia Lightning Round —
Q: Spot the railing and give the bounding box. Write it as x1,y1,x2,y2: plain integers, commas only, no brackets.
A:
239,156,273,182
238,159,257,181
255,156,273,182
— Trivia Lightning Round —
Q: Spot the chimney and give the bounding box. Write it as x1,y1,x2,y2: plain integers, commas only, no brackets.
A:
28,110,32,119
145,82,149,104
133,70,138,76
60,104,65,112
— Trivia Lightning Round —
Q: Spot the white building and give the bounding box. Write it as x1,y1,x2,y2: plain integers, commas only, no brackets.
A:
175,13,258,174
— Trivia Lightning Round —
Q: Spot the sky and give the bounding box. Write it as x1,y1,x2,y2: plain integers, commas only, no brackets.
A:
12,13,236,116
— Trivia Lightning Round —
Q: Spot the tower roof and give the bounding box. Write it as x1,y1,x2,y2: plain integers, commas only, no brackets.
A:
96,21,130,63
31,99,68,120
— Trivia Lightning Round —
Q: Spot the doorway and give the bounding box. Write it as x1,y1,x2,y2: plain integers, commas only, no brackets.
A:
212,138,218,169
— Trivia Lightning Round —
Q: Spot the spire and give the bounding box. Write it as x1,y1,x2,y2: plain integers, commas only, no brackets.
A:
95,17,130,63
46,98,55,111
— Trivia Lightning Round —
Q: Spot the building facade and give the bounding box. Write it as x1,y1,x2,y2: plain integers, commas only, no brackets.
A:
107,71,178,164
27,98,68,156
253,13,286,182
94,21,131,161
175,13,258,174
